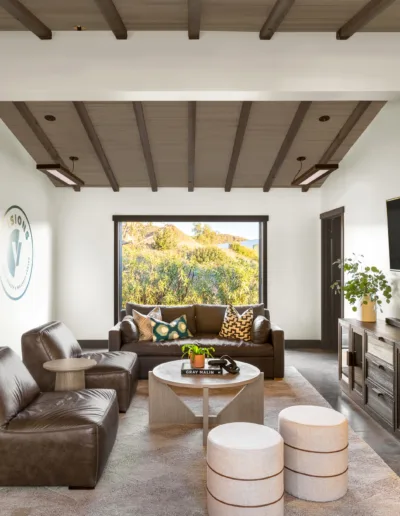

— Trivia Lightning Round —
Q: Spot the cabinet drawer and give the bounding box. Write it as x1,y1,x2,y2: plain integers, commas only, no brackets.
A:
365,380,394,426
366,334,394,365
365,353,394,395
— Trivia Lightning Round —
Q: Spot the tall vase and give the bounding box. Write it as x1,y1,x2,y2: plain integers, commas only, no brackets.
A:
360,296,376,323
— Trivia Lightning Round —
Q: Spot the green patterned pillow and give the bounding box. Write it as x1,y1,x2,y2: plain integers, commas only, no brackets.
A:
150,315,192,342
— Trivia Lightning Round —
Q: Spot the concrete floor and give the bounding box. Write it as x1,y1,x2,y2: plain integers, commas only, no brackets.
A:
286,348,400,476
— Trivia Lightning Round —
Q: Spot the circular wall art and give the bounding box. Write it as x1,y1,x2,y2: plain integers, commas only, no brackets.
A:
0,206,34,300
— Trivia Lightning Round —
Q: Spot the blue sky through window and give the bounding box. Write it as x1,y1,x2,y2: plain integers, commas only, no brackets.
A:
153,222,259,240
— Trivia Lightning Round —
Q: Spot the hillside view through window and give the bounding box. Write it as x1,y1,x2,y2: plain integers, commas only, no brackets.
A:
120,221,260,307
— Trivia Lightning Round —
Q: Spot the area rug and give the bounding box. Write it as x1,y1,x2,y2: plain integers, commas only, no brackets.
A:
1,367,399,516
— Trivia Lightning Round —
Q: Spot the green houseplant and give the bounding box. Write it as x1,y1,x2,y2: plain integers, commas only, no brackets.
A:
181,343,215,368
331,255,392,322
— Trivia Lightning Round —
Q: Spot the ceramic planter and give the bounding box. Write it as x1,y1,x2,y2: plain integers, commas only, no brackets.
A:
190,353,205,368
359,295,376,323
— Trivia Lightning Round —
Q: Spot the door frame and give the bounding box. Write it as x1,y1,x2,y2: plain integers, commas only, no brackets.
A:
320,207,345,349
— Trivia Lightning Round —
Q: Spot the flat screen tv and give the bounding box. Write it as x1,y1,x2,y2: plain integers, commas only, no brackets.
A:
387,197,400,271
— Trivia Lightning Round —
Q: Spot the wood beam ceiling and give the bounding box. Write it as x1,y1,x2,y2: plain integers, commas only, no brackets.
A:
337,0,397,40
132,102,158,192
224,102,252,192
94,0,127,40
73,102,120,192
188,101,196,192
259,0,296,40
188,0,202,39
0,0,51,39
13,102,82,190
263,102,311,192
302,101,372,191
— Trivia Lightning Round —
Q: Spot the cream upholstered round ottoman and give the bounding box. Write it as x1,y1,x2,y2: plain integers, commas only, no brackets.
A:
207,422,284,516
278,405,348,502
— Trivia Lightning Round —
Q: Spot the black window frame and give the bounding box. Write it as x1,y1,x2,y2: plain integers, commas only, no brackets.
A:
113,215,268,324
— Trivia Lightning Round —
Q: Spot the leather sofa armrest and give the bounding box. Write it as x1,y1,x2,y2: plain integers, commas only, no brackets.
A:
109,322,123,351
270,323,285,379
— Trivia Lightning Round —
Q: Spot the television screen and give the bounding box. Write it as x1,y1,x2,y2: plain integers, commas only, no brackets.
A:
387,197,400,271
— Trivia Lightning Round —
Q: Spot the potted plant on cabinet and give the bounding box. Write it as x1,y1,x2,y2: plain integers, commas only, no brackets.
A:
181,343,215,368
331,255,392,322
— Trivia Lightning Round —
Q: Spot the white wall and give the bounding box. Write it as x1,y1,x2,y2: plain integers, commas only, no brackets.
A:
0,121,54,355
0,32,399,101
54,188,321,341
321,100,400,319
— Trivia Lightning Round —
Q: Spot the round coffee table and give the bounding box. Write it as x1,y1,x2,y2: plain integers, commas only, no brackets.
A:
149,359,264,445
43,358,96,391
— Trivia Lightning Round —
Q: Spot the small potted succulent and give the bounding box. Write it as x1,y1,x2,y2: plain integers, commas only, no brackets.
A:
331,255,392,322
181,342,215,368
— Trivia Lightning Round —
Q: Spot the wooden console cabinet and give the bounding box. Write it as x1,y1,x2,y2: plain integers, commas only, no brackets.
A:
338,319,400,438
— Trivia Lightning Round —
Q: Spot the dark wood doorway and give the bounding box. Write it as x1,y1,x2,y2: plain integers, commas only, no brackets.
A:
321,207,344,351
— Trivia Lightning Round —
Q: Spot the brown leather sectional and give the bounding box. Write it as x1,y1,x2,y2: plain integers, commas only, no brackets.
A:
22,321,139,412
0,347,118,488
109,303,285,380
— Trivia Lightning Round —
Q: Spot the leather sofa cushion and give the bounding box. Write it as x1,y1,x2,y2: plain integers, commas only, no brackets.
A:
82,351,138,374
0,347,40,428
252,315,271,344
21,321,82,392
121,336,273,358
8,389,117,432
120,316,139,344
195,304,265,334
5,389,118,487
126,303,197,335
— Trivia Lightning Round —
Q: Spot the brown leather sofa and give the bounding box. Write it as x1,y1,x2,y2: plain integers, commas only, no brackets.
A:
22,321,139,412
109,303,284,380
0,346,118,488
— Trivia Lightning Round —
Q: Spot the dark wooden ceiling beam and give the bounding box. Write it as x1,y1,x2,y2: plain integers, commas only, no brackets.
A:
188,101,196,192
337,0,396,40
94,0,127,39
188,0,202,39
319,102,371,163
132,102,158,192
302,101,372,192
73,102,119,192
259,0,296,40
263,101,311,192
225,102,252,192
13,102,81,190
0,0,51,39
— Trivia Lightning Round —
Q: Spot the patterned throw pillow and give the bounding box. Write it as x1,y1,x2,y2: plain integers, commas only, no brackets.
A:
131,306,162,341
150,315,193,342
219,305,254,342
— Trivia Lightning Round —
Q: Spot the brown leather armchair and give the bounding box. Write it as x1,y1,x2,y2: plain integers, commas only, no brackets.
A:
22,321,139,412
0,347,118,488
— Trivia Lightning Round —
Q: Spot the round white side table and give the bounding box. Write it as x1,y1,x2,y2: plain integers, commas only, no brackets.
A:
43,358,96,391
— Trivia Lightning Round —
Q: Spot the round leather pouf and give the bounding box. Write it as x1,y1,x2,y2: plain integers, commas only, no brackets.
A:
279,405,348,502
207,422,284,516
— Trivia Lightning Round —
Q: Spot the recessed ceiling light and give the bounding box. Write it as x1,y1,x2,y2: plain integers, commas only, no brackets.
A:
319,115,330,122
74,25,86,31
44,115,56,122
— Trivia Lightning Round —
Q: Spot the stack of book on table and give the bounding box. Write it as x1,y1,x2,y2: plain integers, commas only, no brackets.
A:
181,362,223,376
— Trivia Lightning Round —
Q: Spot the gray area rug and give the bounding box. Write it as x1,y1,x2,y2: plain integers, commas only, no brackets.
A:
1,367,399,516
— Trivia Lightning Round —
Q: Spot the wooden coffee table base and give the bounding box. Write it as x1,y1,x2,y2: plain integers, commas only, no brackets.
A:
149,371,264,446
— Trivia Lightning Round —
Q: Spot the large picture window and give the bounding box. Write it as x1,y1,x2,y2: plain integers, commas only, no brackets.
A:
113,216,268,322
